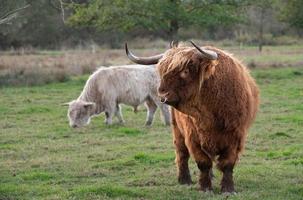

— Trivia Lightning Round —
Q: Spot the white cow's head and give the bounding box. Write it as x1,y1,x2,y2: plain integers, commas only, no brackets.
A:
65,100,96,128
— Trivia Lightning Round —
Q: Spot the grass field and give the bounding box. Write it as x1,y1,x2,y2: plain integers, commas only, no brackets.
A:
0,67,303,199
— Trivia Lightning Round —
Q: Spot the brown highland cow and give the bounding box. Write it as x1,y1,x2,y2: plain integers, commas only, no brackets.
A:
125,41,259,194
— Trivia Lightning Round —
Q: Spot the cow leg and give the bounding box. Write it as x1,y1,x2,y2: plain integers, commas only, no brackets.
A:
173,125,192,184
184,136,212,191
217,148,239,194
114,104,124,124
104,103,115,125
158,103,171,126
150,95,170,126
144,97,157,126
104,111,113,125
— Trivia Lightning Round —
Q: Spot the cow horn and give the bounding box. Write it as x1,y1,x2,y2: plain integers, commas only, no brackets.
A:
170,40,178,48
190,41,218,60
125,43,163,65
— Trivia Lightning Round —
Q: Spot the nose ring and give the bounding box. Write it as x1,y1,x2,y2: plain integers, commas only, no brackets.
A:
160,97,167,104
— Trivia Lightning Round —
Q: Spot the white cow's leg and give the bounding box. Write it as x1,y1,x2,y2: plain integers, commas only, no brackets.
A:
115,104,124,124
144,97,157,126
150,95,171,126
104,103,115,125
104,111,113,125
159,103,171,126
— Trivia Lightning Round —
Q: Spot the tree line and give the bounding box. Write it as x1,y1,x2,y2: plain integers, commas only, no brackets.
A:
0,0,302,50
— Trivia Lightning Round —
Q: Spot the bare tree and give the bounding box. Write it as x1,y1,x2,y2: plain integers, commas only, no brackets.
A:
48,0,68,23
254,0,274,52
0,4,30,25
59,0,65,23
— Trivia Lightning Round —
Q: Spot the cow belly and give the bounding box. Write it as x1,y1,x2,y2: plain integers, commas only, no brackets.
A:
118,92,146,107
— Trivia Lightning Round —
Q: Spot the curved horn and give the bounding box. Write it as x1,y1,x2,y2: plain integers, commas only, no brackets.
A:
125,43,163,65
170,40,179,48
190,41,218,60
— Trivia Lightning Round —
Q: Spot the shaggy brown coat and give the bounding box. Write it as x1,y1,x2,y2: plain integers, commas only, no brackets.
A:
157,45,259,193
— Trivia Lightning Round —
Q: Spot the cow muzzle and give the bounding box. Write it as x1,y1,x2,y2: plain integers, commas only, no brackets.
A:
71,124,78,128
160,97,168,104
159,95,179,107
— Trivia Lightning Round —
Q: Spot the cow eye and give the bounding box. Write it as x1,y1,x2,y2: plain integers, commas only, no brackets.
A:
180,68,189,79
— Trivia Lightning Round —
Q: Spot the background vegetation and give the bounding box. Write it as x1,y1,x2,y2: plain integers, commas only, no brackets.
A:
0,0,303,49
0,1,302,199
0,43,302,86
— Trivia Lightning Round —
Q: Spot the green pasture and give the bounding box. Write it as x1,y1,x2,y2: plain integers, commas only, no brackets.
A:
0,67,302,199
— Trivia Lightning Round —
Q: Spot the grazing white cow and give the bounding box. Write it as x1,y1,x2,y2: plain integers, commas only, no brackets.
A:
65,65,170,128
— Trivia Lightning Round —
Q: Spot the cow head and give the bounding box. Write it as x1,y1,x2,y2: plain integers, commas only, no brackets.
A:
64,100,96,128
125,41,218,111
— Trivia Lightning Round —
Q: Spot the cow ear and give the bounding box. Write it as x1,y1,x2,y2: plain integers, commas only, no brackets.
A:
62,102,70,106
83,102,96,108
203,60,218,80
199,60,218,90
170,40,179,48
62,100,76,106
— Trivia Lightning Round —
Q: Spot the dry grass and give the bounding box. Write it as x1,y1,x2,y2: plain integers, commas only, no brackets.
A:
0,47,166,86
0,41,302,86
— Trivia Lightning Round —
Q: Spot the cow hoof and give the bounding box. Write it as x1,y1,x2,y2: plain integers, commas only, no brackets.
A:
145,122,152,126
178,176,192,185
202,189,214,194
222,191,237,196
200,187,213,193
199,175,212,192
221,184,235,194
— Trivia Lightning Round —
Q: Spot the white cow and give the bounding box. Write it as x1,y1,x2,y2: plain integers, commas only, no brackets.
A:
65,65,170,128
